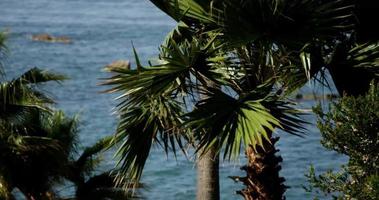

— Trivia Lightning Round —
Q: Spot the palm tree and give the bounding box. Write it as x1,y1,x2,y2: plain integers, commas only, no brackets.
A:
0,111,76,200
102,1,319,200
0,34,67,199
0,66,67,199
1,110,137,200
105,0,379,199
0,35,138,200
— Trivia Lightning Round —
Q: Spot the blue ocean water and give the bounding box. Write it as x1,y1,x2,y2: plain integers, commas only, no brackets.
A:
0,0,347,199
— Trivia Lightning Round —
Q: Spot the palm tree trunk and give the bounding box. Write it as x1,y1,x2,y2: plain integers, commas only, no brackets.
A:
196,146,220,200
197,82,220,200
232,136,286,200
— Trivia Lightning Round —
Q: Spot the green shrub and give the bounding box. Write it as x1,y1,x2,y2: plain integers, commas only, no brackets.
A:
305,82,379,200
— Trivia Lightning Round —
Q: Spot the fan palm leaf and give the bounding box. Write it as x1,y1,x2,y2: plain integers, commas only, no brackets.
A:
328,41,379,95
0,68,66,121
185,85,305,160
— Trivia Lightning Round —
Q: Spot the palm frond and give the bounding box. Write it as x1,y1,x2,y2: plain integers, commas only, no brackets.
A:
111,94,186,187
43,111,79,157
0,110,80,199
162,21,194,47
212,0,354,45
104,36,225,99
71,136,113,180
328,41,379,95
185,85,305,160
0,134,64,163
348,42,379,75
149,0,216,26
103,45,191,97
0,68,65,120
76,171,140,200
14,67,66,85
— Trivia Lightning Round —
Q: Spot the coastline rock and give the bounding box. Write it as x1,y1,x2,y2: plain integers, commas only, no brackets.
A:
105,60,131,71
31,34,72,44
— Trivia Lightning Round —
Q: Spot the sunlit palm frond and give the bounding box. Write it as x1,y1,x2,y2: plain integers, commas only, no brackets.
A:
262,95,307,136
104,36,225,99
103,45,192,98
185,85,305,160
347,42,379,75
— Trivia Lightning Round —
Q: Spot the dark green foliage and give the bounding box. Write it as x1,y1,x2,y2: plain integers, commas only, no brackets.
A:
0,111,77,199
0,67,66,121
305,83,379,200
0,34,138,200
0,100,137,200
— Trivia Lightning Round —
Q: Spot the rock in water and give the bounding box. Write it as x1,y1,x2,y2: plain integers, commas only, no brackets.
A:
31,34,71,44
105,60,131,71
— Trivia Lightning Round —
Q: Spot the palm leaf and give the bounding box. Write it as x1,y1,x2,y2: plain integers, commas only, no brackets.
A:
212,0,354,45
0,68,66,120
347,42,379,75
185,86,305,160
328,41,379,95
14,67,66,85
76,171,140,200
69,136,113,182
110,94,186,187
149,0,216,26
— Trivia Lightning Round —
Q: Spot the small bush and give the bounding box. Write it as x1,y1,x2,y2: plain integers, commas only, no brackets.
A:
305,82,379,200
